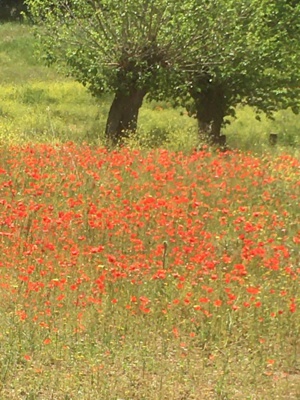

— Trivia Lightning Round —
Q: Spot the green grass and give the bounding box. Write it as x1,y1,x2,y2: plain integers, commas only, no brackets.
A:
224,106,300,151
0,81,105,144
0,22,60,84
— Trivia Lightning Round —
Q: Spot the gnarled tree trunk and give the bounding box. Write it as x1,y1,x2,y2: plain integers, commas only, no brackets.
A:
105,87,147,147
191,84,227,146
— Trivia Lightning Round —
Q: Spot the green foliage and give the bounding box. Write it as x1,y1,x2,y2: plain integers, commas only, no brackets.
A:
25,0,202,144
160,0,300,133
25,1,300,145
1,22,299,151
25,0,194,97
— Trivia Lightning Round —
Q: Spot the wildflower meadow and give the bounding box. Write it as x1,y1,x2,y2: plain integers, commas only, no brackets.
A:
0,143,299,399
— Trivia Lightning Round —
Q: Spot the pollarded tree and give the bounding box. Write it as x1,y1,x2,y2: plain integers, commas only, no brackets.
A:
163,0,300,145
26,0,200,147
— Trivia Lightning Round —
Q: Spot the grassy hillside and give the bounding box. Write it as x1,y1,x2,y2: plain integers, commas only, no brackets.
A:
0,22,299,151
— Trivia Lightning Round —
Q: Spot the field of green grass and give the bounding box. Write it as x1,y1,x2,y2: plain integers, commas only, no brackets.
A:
0,22,299,400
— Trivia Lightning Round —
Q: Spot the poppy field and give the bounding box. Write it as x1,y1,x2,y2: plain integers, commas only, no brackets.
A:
0,143,299,399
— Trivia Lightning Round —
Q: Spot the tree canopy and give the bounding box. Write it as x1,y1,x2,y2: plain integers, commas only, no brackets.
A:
26,0,300,147
158,0,300,144
26,0,201,146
